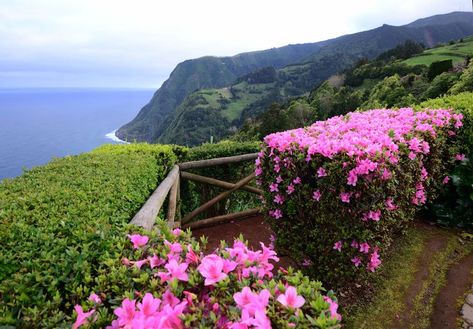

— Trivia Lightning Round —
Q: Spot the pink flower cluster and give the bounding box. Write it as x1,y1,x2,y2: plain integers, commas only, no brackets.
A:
72,229,341,328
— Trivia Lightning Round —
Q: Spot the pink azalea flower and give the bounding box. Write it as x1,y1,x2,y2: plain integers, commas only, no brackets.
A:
186,245,200,265
385,198,398,211
367,248,382,272
312,190,322,201
198,254,228,286
273,194,285,205
148,254,165,269
165,240,183,254
293,176,302,184
137,293,161,316
269,182,279,192
333,240,342,252
163,259,189,282
172,228,183,236
127,234,149,249
351,256,361,267
272,209,283,219
302,259,312,267
420,167,428,181
255,167,263,176
350,240,359,248
324,296,342,321
340,192,351,203
442,176,450,184
359,242,370,254
114,298,136,327
317,167,327,177
286,184,295,194
88,293,102,304
455,153,466,161
277,286,305,309
276,175,283,183
72,305,95,329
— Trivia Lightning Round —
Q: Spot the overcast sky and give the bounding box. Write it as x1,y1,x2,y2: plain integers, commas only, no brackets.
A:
0,0,470,88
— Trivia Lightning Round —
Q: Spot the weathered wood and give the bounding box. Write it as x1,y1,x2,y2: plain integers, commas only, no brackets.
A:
166,175,179,226
130,165,180,230
183,208,261,230
178,153,258,170
180,171,262,195
181,172,256,224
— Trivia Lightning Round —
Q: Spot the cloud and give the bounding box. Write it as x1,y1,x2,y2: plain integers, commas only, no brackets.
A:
0,0,470,88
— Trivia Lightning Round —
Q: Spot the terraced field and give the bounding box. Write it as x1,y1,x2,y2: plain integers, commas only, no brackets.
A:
404,36,473,66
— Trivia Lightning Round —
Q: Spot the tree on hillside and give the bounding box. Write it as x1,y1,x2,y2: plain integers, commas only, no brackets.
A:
364,74,416,108
449,62,473,94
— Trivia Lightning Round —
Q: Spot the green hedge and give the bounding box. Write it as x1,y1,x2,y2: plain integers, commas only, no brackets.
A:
418,92,473,228
0,144,176,327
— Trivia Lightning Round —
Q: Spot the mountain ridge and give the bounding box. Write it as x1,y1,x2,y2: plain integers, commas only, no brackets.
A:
117,11,473,145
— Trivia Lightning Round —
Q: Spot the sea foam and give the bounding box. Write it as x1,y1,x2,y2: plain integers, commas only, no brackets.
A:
105,130,129,144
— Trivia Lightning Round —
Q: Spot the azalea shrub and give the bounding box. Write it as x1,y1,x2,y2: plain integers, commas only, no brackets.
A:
257,108,462,286
71,221,341,328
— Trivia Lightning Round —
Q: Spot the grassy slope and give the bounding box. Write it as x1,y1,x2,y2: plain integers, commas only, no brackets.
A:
345,223,473,329
404,36,473,66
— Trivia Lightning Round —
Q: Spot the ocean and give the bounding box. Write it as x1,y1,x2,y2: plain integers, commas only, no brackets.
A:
0,88,154,180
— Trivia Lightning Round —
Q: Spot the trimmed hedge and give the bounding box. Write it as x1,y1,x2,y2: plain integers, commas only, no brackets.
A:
70,221,341,328
257,108,461,287
0,144,177,327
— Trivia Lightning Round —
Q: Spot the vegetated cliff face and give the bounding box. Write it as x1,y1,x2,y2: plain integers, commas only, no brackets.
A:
117,11,473,146
115,43,325,142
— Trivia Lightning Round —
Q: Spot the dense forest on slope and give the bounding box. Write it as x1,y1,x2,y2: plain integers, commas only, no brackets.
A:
232,36,473,140
118,11,473,146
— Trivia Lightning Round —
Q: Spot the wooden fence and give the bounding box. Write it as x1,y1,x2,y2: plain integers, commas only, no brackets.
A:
130,153,262,231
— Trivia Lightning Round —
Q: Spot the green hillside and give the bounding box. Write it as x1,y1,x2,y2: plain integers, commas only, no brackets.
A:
234,37,473,140
118,12,473,146
404,36,473,66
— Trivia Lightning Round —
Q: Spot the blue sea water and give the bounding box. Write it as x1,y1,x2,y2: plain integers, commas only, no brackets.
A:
0,88,154,180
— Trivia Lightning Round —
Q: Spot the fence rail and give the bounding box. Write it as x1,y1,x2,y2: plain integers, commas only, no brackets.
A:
129,153,260,231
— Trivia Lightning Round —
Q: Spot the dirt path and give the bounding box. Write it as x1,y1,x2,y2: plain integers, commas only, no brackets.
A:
191,215,297,271
391,226,450,329
431,252,473,329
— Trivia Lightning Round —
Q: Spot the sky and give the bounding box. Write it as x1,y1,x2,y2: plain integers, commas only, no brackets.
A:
0,0,471,89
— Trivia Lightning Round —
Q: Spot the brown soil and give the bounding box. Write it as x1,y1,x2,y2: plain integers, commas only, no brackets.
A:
430,252,473,329
191,215,297,271
391,225,450,329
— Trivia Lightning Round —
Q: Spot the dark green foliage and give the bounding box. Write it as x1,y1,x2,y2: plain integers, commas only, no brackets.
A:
376,40,425,61
237,66,278,84
428,160,473,229
422,72,460,99
419,93,473,229
0,145,177,327
449,61,473,94
427,59,453,81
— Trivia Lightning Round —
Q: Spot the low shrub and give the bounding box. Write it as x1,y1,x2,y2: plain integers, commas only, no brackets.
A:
257,108,461,287
70,221,341,328
0,144,177,327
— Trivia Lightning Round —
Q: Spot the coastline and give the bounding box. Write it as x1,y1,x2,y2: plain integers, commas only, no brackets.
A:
105,129,129,144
